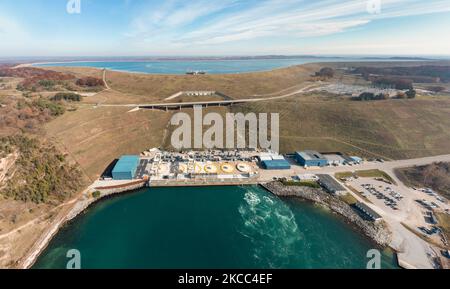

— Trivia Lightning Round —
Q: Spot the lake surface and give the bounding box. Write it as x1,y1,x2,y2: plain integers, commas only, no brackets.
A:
33,186,398,269
34,57,410,74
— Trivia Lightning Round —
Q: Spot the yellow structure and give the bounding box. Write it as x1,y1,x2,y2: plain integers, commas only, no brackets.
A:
204,164,218,174
221,163,234,173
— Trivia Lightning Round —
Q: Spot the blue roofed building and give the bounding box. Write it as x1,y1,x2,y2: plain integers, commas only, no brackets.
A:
261,159,291,170
295,151,328,167
112,155,140,180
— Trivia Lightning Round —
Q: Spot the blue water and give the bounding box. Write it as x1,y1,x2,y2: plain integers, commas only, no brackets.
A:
34,57,407,75
33,186,398,269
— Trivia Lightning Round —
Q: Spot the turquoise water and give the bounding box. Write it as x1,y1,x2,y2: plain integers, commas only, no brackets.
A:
33,186,398,269
35,57,391,75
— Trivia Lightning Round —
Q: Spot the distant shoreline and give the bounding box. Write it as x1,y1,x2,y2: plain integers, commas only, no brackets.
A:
15,56,440,76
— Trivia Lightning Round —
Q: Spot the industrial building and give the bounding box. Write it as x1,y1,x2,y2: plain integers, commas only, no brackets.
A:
317,174,347,195
112,155,140,180
350,156,363,164
323,153,346,165
258,152,291,170
261,159,291,170
185,91,215,96
295,151,328,167
354,202,382,222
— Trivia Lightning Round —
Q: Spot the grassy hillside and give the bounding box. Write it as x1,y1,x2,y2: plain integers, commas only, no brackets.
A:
42,63,450,178
395,162,450,199
49,63,321,102
44,106,172,180
231,93,450,160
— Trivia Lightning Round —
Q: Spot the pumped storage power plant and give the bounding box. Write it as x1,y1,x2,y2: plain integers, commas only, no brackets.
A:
112,155,140,180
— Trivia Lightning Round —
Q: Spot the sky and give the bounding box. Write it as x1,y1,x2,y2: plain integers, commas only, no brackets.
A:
0,0,450,57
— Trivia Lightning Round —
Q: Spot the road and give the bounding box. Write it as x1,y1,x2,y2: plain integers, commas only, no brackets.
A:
259,154,450,181
10,153,450,269
96,84,318,110
102,69,111,90
259,153,450,269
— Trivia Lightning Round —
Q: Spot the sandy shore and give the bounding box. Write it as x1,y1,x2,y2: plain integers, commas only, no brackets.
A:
12,61,102,69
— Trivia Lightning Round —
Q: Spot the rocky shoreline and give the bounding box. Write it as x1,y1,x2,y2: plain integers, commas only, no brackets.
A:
261,182,392,247
20,181,147,269
22,181,393,268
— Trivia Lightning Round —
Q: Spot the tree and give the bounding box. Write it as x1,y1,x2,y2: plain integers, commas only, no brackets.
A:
315,67,335,78
406,89,417,99
92,191,101,198
51,92,82,102
357,92,375,101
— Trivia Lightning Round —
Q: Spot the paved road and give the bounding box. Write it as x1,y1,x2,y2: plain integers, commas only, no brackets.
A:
96,84,318,110
259,154,450,181
258,153,450,269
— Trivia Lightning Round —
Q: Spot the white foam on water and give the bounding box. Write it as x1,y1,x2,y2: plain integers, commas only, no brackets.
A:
237,187,304,268
243,190,261,207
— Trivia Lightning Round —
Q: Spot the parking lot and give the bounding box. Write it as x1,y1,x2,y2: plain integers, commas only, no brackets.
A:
347,178,419,222
346,177,449,243
360,182,403,211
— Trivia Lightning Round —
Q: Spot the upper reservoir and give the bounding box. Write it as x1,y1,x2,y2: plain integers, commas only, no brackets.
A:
33,57,418,75
33,185,398,269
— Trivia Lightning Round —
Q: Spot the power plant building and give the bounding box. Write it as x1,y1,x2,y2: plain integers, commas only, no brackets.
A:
259,152,291,170
261,159,291,170
317,174,347,196
112,155,140,180
295,151,328,167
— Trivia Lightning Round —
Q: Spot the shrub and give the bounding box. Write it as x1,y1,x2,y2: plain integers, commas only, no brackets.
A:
38,79,55,89
0,135,84,204
76,77,104,87
282,180,321,188
353,92,389,101
92,191,102,198
51,92,82,102
406,89,417,99
315,67,335,78
33,98,65,116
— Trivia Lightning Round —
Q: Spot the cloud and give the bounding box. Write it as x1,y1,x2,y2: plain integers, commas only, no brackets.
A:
126,0,238,38
0,14,26,39
0,14,30,55
125,0,450,49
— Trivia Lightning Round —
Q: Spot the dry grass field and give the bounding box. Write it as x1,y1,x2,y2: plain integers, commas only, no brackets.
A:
231,93,450,160
43,63,450,178
49,63,321,102
44,106,172,180
395,162,450,199
2,62,450,268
